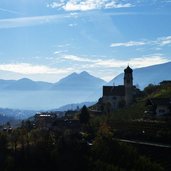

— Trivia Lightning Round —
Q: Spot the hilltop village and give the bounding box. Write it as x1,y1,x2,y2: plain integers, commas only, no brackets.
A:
0,66,171,171
1,66,171,131
33,66,171,130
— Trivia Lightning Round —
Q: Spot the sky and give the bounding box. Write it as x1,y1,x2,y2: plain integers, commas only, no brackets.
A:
0,0,171,82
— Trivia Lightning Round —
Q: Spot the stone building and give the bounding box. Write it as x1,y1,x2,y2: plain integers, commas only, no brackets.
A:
101,66,137,114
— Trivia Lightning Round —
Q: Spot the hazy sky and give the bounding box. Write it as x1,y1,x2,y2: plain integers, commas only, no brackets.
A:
0,0,171,82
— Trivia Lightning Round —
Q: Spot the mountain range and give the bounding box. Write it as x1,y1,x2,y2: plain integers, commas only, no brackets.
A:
0,62,171,111
0,101,96,123
55,101,96,111
0,71,106,91
0,108,36,120
0,71,106,110
0,78,52,91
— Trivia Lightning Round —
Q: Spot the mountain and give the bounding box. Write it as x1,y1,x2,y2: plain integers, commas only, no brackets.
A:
2,78,53,90
55,101,96,111
1,62,170,110
0,79,16,90
4,78,40,90
0,108,37,120
0,71,106,91
108,62,171,89
0,113,15,125
52,71,106,91
0,71,105,110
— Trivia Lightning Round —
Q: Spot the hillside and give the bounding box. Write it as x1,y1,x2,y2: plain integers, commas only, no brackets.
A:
94,81,171,122
144,81,171,98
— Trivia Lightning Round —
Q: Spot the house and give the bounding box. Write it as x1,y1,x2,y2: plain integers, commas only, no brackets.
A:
100,66,138,114
34,111,81,131
146,98,171,116
34,112,57,128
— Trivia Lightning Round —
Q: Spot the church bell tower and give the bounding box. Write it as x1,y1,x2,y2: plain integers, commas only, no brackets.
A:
124,66,133,106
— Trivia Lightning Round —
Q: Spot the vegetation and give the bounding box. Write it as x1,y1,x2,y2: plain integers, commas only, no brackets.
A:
79,105,90,124
0,82,170,171
144,82,171,98
0,120,165,171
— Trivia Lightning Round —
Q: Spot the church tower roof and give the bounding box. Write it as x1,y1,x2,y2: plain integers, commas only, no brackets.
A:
124,65,133,73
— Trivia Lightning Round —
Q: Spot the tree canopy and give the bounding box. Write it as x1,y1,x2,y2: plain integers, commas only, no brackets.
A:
79,105,90,124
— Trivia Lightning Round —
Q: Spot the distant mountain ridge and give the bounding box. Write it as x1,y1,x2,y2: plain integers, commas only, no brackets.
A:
0,108,37,120
0,78,53,90
108,62,171,89
52,71,106,91
0,71,106,110
0,71,106,91
55,101,96,111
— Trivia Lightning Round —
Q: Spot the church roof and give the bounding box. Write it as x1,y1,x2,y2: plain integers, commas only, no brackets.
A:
124,66,133,73
103,85,125,97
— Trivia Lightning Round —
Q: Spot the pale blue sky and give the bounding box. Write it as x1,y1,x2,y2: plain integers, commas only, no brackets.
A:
0,0,171,82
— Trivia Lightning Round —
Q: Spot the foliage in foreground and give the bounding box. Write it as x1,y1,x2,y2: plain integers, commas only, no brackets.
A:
0,120,164,171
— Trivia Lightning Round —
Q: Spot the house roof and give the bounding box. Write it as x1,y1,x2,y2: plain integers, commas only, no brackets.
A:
103,85,125,97
146,98,171,106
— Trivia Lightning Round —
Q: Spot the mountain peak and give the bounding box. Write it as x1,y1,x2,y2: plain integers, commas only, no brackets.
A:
79,71,90,76
53,70,106,90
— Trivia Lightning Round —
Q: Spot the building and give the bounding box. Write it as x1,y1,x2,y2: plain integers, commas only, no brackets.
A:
101,66,137,114
34,112,57,128
146,98,171,116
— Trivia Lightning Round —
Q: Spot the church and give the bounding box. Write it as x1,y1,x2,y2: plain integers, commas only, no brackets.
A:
100,66,137,114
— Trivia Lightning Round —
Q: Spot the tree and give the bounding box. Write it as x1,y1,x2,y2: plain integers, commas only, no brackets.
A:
79,105,90,124
143,84,158,95
0,132,7,153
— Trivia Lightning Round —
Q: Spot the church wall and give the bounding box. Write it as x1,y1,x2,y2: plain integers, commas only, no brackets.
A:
102,95,125,114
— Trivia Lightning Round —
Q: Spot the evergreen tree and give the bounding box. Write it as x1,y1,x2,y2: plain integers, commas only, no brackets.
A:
79,105,90,124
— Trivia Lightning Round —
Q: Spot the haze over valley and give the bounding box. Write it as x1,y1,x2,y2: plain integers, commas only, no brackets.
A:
0,62,171,110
